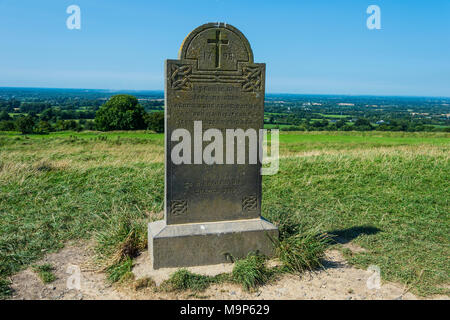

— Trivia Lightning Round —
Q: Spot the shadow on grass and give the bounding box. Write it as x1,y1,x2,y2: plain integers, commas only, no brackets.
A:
327,225,381,244
320,258,346,270
314,226,381,271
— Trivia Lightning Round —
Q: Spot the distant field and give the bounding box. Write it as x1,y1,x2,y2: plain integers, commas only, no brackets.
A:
2,130,447,147
264,124,293,129
279,131,450,153
0,130,449,297
317,113,348,118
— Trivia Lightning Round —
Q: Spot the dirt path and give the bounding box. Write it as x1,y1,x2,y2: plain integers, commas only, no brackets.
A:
8,242,448,300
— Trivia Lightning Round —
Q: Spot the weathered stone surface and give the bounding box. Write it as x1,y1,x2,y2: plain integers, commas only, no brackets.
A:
148,219,277,269
148,22,278,269
166,23,265,225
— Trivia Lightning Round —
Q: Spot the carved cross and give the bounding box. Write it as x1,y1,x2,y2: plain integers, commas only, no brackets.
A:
207,30,229,68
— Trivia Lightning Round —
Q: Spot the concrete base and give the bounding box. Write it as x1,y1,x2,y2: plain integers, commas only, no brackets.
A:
148,218,278,269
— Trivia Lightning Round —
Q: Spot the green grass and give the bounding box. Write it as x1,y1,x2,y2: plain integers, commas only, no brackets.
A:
274,231,329,273
278,131,450,152
106,258,134,283
263,142,449,295
264,124,293,129
0,278,12,299
232,253,272,291
0,130,449,297
316,113,348,119
95,209,149,282
161,253,274,292
0,132,164,297
161,269,218,292
0,130,164,141
32,263,57,283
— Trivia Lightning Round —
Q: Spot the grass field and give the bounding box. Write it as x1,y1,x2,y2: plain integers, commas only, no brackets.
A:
317,113,348,119
0,130,449,297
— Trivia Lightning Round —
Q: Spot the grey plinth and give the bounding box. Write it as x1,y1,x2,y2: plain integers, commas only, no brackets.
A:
148,218,278,269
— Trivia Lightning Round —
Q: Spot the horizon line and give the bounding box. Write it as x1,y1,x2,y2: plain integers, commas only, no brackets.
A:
0,86,449,100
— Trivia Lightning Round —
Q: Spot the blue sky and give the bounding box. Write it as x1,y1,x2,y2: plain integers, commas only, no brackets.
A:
0,0,449,96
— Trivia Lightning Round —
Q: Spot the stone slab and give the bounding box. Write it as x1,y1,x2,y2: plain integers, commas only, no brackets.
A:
148,218,278,269
165,22,265,225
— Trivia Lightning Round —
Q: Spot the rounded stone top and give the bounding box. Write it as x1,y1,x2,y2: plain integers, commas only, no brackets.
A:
178,22,254,71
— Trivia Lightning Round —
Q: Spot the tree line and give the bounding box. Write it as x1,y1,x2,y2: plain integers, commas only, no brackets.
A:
0,95,164,134
1,93,448,134
268,117,450,132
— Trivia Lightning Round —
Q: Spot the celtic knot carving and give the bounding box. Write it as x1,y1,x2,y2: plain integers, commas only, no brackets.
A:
170,200,187,216
170,65,192,90
169,64,262,92
242,195,257,212
242,66,262,92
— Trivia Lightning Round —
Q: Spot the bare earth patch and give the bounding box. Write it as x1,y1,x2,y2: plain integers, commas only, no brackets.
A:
8,242,448,300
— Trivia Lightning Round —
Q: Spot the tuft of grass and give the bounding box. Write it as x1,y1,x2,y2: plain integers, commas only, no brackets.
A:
33,159,56,172
161,269,214,292
160,270,232,293
274,231,329,273
95,209,148,282
106,257,134,283
267,210,329,274
268,210,307,240
32,264,57,283
0,278,12,299
133,277,156,291
342,247,353,258
232,253,272,291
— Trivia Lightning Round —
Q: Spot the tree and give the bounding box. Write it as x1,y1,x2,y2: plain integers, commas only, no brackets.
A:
145,111,164,133
95,95,146,131
0,111,12,121
84,120,97,131
0,120,16,131
354,118,371,127
354,118,373,131
62,120,80,131
40,108,55,122
35,120,52,134
54,120,65,131
15,115,35,134
336,119,346,129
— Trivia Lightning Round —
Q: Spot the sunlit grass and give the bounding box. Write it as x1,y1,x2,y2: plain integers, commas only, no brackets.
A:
0,130,448,297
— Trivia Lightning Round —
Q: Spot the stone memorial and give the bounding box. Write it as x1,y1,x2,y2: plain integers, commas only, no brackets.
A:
148,22,278,269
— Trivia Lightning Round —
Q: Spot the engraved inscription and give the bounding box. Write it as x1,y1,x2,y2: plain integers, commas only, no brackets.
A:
169,100,263,128
183,176,243,195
